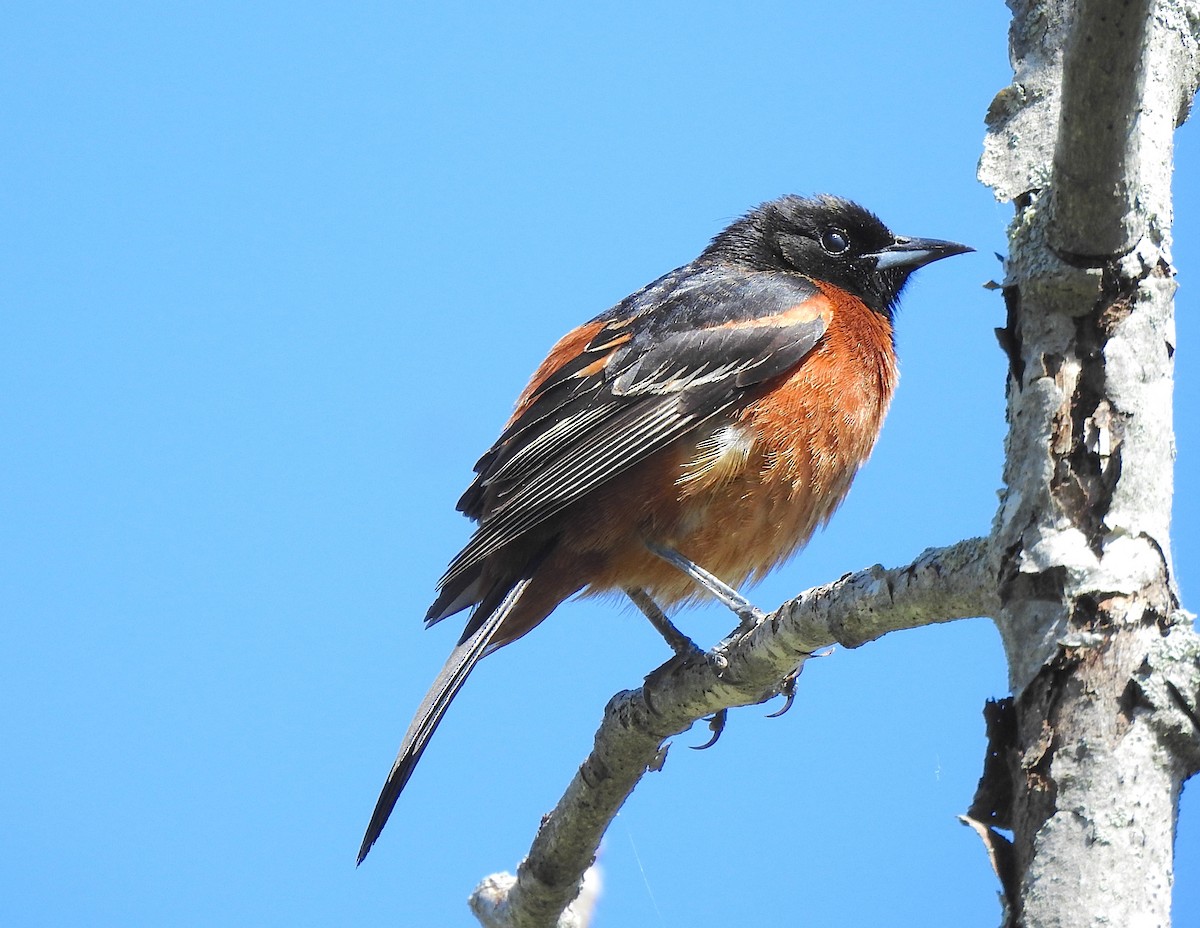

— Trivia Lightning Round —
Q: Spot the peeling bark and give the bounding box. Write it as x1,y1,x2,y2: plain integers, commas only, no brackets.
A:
978,0,1200,924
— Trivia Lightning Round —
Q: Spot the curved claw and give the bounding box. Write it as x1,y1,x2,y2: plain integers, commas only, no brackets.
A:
690,709,728,750
764,688,796,719
765,668,801,719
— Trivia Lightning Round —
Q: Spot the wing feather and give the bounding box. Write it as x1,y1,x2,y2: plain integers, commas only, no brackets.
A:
431,266,831,616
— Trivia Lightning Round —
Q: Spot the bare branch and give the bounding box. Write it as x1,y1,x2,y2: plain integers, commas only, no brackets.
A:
470,536,997,928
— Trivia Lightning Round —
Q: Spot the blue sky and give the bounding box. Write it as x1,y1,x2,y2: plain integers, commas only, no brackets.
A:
3,3,1197,926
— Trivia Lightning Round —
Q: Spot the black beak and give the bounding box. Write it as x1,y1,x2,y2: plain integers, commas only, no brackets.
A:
866,236,974,272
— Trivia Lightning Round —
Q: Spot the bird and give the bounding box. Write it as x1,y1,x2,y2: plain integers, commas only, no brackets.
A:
358,194,971,863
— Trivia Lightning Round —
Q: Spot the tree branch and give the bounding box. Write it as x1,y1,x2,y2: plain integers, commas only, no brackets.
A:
469,536,998,928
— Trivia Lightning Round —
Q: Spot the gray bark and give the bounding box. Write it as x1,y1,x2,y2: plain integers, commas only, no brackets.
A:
976,0,1200,924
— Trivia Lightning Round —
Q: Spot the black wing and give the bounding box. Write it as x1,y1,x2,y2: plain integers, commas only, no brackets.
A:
429,263,829,624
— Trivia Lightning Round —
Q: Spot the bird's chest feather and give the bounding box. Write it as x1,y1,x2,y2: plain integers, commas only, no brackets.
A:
667,303,897,579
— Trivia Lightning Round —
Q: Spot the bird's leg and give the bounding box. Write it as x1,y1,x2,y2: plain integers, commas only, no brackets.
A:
644,540,766,630
639,541,759,754
627,586,730,748
624,586,703,660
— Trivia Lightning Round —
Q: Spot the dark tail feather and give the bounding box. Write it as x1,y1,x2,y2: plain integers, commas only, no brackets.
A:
356,574,535,865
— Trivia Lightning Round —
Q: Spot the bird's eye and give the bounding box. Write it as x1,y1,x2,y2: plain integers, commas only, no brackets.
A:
820,228,851,255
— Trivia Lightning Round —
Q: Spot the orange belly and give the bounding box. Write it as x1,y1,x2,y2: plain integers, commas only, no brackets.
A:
559,297,897,607
480,285,899,651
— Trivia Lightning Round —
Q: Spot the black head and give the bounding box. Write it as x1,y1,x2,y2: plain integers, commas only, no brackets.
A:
702,194,972,316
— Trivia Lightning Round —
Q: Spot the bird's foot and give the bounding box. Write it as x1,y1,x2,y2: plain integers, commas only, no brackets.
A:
765,666,802,718
690,709,728,750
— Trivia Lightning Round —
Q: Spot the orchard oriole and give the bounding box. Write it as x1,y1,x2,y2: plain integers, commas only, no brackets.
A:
358,194,970,862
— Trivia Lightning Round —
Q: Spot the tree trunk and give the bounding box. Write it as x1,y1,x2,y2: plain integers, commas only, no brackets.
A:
976,0,1200,924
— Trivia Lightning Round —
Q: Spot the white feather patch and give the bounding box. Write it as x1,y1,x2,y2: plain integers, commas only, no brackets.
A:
677,423,756,488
